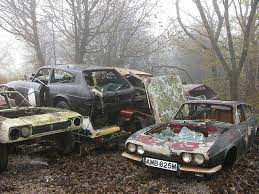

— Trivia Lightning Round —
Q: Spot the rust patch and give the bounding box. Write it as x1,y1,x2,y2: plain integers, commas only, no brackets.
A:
137,135,159,145
171,141,201,152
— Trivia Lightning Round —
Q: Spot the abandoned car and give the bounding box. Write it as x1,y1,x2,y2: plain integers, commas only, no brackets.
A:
0,90,83,171
122,100,258,177
4,64,140,129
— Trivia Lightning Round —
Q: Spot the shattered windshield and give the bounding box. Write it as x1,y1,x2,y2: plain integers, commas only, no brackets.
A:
0,92,33,109
174,103,234,124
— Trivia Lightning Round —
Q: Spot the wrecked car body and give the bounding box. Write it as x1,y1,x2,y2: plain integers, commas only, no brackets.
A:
119,70,218,130
4,64,136,129
0,91,83,171
122,100,258,177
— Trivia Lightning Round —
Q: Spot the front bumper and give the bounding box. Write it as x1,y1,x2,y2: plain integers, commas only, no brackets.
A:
122,152,222,175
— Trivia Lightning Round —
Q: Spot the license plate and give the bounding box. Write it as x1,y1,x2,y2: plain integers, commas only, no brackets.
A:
144,157,177,171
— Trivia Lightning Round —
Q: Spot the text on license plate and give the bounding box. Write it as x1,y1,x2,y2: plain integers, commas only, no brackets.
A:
144,157,177,171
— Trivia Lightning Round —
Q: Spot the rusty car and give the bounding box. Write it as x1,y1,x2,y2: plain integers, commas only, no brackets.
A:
122,100,258,177
4,64,138,129
118,70,218,131
0,90,83,171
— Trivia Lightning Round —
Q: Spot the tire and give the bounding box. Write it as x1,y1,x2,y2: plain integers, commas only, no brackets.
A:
55,131,75,155
223,148,236,168
0,143,8,172
55,100,70,110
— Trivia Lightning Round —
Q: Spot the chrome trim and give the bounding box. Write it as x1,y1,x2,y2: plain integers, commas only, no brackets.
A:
179,164,222,174
122,152,142,162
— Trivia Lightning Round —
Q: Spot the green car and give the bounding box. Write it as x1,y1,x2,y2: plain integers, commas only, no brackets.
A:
0,90,83,171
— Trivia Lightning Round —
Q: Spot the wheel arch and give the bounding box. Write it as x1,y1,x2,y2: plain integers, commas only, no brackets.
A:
223,146,238,167
53,95,71,107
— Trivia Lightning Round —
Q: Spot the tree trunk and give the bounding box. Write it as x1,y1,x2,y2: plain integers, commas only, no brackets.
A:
245,59,257,97
229,73,240,100
74,49,84,64
31,1,45,67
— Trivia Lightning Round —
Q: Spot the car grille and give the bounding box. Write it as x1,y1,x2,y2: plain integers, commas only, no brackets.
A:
32,121,71,135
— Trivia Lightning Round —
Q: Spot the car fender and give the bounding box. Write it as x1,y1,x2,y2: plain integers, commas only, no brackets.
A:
53,94,71,107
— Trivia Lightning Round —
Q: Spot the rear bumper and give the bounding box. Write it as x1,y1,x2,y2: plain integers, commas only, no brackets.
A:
122,152,222,175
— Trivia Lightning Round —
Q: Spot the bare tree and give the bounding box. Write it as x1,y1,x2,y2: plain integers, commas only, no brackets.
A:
97,0,163,67
46,0,121,63
0,0,45,67
176,0,258,100
233,0,259,97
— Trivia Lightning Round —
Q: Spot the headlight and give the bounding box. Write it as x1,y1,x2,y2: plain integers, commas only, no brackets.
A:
136,145,144,155
73,117,82,127
21,126,31,138
9,128,20,140
182,153,192,163
127,143,136,153
194,154,204,165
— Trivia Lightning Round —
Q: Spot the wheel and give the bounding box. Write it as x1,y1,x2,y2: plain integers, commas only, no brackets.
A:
223,148,237,168
55,131,75,155
0,143,8,172
55,100,70,110
252,129,259,151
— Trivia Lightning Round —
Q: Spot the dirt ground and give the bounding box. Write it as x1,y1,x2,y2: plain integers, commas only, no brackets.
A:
0,146,258,194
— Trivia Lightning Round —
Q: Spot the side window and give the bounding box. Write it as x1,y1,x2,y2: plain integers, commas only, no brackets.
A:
51,69,75,84
237,105,246,123
33,68,51,84
243,104,252,119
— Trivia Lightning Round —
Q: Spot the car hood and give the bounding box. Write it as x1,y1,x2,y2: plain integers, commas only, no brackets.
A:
144,75,186,123
0,106,81,127
126,121,227,159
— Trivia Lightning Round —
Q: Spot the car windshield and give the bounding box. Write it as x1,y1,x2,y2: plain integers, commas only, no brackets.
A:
174,103,234,124
0,91,33,109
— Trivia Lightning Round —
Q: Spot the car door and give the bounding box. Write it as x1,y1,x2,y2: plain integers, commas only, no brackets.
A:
236,104,251,157
243,104,256,147
27,68,52,106
47,68,77,107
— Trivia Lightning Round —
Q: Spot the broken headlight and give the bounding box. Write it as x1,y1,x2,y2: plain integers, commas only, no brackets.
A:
21,126,32,138
73,117,82,127
127,143,136,153
136,145,144,155
9,128,20,140
182,153,192,163
194,154,204,165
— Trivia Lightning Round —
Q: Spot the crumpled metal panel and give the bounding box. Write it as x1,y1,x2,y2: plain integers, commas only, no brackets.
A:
144,74,186,123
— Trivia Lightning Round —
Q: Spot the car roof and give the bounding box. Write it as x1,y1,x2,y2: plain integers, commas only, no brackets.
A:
183,84,205,92
115,67,152,77
185,99,245,106
42,64,116,72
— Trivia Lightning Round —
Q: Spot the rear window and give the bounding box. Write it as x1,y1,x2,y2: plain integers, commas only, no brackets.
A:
83,70,130,92
189,86,216,99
